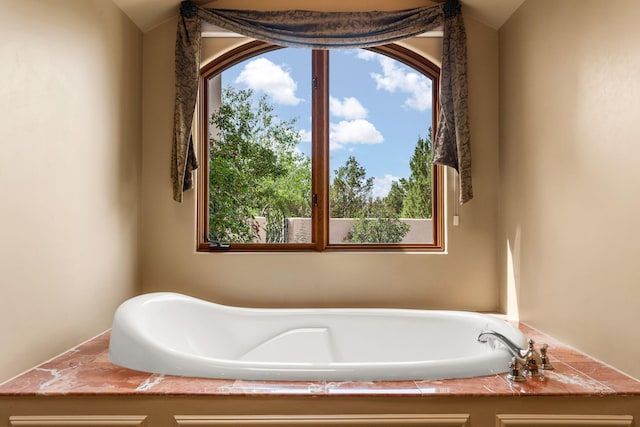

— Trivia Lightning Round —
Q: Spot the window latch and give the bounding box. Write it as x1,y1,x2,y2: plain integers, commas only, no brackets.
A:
312,77,318,90
203,233,230,250
312,193,318,206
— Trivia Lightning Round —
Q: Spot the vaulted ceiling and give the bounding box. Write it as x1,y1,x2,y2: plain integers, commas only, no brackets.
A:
111,0,525,33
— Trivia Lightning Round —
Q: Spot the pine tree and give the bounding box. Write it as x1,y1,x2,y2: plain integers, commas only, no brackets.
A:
401,128,433,219
330,156,374,218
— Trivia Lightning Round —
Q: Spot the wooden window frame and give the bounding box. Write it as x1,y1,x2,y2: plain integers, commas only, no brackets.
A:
197,41,444,252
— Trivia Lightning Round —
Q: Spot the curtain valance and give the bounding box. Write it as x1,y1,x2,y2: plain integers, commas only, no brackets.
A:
172,0,473,204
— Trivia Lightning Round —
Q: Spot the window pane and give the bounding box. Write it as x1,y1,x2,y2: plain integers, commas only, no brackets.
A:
328,49,434,244
208,49,312,244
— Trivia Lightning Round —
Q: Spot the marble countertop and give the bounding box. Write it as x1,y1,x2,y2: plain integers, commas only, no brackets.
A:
1,323,638,397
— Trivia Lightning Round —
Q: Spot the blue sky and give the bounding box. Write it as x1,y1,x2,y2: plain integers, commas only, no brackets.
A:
221,48,433,199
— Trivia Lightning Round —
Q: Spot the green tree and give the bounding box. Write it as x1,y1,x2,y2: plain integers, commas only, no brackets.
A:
330,156,374,218
330,156,410,244
208,87,311,243
346,204,410,244
401,128,433,219
259,150,312,243
385,178,408,215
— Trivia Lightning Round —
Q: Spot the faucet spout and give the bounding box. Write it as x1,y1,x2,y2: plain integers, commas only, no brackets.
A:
478,330,527,358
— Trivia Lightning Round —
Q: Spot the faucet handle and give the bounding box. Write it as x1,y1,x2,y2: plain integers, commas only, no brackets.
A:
506,356,527,382
523,339,543,377
540,343,555,370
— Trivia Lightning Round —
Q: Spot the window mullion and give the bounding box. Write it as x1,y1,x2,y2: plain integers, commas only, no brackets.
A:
311,50,330,251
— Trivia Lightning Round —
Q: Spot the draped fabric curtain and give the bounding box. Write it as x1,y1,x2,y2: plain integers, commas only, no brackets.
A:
172,0,472,204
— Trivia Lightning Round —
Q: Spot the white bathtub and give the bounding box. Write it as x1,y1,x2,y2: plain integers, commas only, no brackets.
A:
109,292,526,381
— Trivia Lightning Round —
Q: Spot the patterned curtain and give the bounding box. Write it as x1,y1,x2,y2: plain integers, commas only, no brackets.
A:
172,0,472,204
433,0,472,203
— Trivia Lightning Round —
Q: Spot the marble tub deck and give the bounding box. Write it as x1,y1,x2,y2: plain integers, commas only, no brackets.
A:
1,323,639,397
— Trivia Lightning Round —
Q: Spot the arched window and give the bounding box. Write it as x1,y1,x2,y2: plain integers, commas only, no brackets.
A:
197,41,443,251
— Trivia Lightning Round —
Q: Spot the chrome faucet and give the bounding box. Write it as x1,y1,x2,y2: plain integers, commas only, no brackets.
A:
478,331,552,381
477,330,527,358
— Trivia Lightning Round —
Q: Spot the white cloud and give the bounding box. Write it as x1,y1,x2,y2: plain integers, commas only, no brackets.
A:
330,96,368,120
330,119,383,150
368,56,432,111
298,129,312,142
372,174,402,199
234,57,302,106
356,50,376,61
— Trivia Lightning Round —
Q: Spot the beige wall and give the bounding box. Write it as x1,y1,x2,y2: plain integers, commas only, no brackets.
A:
499,0,640,379
140,11,501,311
0,0,142,381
